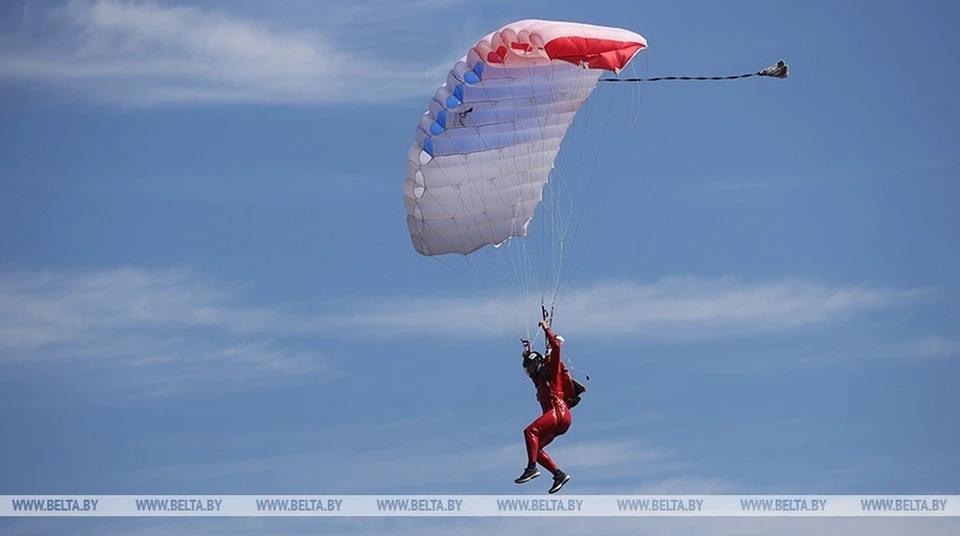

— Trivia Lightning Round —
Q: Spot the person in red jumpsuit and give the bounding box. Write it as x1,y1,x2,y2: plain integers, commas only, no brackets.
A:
515,319,572,494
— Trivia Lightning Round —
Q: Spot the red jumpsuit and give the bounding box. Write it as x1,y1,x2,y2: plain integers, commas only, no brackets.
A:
524,326,572,474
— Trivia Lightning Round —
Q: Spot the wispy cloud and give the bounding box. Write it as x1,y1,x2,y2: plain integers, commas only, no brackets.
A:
0,266,934,396
0,266,325,396
1,266,930,361
331,276,929,342
0,0,460,106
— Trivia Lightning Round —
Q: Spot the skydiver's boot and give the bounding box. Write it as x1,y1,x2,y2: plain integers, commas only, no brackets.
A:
548,471,571,494
514,464,540,484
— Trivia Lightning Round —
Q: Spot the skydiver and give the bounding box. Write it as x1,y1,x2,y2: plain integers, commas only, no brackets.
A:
515,319,574,494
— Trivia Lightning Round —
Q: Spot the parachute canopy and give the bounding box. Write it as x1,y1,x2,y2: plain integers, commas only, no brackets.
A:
404,20,647,257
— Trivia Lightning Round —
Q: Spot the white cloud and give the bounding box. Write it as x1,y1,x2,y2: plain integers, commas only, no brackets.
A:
328,276,929,342
0,0,459,106
0,266,934,395
0,266,325,396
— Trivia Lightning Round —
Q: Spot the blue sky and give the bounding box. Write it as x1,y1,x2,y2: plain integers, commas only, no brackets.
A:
1,0,958,534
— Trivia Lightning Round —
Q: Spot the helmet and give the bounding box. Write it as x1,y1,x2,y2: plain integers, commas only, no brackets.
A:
523,351,545,377
555,335,565,345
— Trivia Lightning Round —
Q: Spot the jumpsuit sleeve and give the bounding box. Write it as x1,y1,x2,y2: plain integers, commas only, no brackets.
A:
543,326,563,387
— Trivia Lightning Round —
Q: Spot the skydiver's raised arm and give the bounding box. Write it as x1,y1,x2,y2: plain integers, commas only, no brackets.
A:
540,320,562,358
539,320,563,385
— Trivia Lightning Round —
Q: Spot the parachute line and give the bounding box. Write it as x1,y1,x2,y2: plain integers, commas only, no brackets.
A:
600,60,789,83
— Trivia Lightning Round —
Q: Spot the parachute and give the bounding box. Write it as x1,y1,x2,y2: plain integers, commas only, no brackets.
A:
402,20,647,337
404,20,646,257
